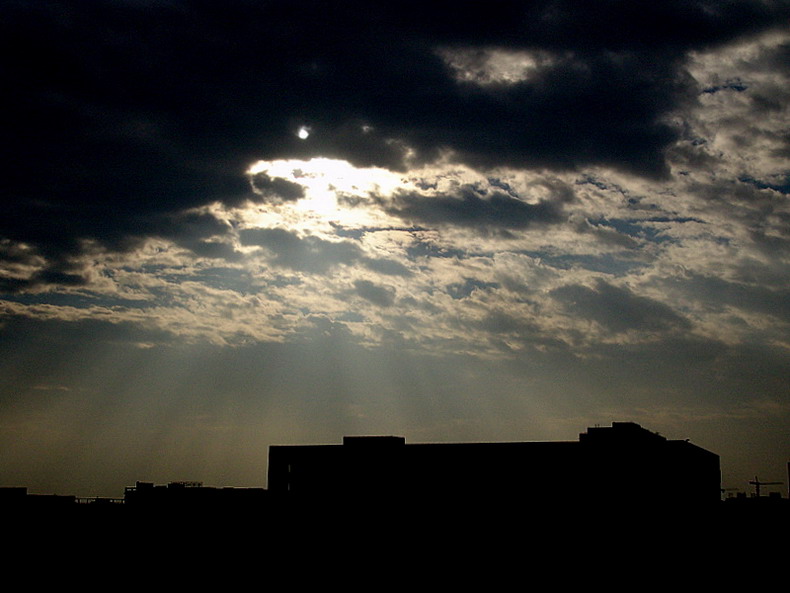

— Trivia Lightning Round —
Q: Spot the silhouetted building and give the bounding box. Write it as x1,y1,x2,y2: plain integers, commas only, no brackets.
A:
124,480,268,511
0,486,77,508
268,422,721,513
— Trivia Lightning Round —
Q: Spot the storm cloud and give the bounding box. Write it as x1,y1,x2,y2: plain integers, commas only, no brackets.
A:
3,1,788,270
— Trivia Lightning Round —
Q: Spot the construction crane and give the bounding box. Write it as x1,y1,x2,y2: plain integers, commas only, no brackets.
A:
748,476,783,497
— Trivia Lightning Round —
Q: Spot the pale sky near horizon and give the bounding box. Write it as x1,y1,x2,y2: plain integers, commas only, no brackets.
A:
1,1,789,498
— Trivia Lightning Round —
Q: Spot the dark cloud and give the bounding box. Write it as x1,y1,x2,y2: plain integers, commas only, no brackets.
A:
661,273,790,322
352,279,396,307
551,279,692,334
3,0,788,277
380,184,571,232
400,1,790,50
360,257,412,277
250,173,306,204
477,309,538,336
0,269,88,294
178,239,242,262
0,202,238,293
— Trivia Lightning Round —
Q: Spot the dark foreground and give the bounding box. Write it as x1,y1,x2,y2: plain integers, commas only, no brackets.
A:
5,497,787,589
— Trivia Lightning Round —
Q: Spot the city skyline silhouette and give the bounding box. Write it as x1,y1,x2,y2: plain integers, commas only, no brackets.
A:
4,422,787,507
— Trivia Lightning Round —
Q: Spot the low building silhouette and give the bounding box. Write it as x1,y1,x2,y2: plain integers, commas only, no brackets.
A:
0,486,77,508
124,480,269,510
267,422,721,514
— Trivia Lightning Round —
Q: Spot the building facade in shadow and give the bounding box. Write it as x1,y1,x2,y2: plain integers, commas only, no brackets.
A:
268,422,721,515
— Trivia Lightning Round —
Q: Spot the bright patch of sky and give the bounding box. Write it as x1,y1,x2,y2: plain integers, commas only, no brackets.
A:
438,47,557,86
246,158,406,227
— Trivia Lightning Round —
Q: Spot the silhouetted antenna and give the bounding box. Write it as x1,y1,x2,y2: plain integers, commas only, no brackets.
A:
748,476,782,497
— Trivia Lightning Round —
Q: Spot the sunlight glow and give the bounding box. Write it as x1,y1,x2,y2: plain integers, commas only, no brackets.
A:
247,157,405,221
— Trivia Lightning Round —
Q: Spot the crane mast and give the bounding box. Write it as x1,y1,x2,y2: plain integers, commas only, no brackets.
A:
748,476,782,497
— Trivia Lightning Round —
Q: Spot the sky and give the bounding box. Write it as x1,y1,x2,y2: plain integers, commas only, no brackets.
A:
1,1,789,498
